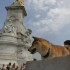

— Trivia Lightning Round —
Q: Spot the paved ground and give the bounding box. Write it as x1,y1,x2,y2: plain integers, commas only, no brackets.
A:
25,55,70,70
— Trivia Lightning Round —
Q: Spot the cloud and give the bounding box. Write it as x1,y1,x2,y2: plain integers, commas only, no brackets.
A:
24,0,70,34
48,8,70,31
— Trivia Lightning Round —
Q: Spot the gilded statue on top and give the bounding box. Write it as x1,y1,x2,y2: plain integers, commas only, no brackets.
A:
14,0,24,6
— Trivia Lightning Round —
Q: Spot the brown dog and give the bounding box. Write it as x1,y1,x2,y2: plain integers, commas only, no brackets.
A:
28,37,69,59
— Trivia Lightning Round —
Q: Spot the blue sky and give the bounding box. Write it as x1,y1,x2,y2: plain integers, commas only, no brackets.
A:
0,0,70,59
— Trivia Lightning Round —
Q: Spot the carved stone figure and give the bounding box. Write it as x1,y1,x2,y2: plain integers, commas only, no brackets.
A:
20,29,32,48
3,19,16,35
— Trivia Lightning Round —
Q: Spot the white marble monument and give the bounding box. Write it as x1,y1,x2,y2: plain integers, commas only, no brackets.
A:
0,0,33,66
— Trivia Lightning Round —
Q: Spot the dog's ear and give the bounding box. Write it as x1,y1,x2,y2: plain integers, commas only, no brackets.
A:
32,36,38,40
32,36,36,39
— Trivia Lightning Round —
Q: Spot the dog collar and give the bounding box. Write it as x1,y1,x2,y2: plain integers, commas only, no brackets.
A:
42,48,50,58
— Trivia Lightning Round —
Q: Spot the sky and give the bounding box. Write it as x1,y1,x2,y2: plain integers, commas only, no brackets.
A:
0,0,70,59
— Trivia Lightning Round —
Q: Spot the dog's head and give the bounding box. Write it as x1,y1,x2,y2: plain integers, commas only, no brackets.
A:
28,37,41,54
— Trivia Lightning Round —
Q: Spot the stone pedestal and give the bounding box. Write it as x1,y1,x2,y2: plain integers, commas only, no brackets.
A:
0,0,33,65
0,33,18,65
